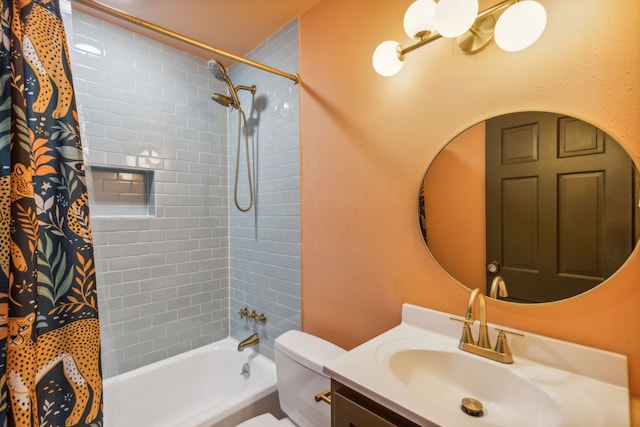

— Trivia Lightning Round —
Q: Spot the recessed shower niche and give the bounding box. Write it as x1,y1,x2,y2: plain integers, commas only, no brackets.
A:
90,166,155,217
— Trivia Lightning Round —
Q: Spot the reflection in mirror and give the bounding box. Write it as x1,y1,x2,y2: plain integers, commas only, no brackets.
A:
419,112,640,304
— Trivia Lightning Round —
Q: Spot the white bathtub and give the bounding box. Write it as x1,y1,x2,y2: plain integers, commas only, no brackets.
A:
103,337,281,427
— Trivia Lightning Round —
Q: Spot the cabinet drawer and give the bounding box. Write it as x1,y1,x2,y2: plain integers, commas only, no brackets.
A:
331,380,421,427
333,391,400,427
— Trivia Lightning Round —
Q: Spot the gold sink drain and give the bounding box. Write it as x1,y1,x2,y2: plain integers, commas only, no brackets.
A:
461,397,484,417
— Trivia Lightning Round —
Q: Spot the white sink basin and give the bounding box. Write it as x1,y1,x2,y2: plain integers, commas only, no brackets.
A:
387,349,563,426
324,304,630,427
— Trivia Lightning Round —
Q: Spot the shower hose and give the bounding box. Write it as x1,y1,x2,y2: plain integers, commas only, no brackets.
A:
234,107,253,212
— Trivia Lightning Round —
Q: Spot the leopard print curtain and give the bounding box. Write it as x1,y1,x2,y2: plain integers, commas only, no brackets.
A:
0,1,102,426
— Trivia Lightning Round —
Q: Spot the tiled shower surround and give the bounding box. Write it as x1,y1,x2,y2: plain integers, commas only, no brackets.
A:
228,20,302,359
69,11,301,375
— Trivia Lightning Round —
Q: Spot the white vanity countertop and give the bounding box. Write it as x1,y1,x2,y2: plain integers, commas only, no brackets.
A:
324,304,630,427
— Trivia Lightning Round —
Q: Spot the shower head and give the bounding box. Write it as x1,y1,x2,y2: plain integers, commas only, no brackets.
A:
208,59,228,82
211,93,236,108
208,59,241,109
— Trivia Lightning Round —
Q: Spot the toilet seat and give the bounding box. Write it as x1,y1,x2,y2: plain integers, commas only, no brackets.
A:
236,413,296,427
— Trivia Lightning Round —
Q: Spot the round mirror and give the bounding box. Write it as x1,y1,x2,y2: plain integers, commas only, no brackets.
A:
419,112,640,303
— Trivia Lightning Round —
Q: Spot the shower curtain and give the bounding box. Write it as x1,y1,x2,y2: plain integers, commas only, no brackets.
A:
0,0,102,426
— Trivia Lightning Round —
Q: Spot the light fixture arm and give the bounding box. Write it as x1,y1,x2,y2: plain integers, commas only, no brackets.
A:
400,32,442,57
476,0,519,20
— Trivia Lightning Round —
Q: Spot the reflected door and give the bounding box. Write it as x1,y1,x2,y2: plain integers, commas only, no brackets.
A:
485,112,634,302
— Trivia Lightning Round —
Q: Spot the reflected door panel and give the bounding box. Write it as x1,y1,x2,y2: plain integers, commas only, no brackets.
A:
485,112,634,302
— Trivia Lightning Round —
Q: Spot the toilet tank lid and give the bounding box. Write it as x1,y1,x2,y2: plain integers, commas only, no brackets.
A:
275,330,346,374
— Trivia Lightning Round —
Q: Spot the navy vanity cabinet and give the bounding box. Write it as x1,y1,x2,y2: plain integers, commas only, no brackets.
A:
331,380,421,427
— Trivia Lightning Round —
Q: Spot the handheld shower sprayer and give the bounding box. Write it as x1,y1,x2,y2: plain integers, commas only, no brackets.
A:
208,59,257,213
208,59,239,106
208,60,256,109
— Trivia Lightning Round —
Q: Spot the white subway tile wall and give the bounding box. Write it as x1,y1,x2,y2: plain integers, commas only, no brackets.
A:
70,12,230,376
228,19,301,359
69,11,301,374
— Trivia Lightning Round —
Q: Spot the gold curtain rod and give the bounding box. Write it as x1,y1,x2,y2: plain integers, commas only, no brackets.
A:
71,0,300,84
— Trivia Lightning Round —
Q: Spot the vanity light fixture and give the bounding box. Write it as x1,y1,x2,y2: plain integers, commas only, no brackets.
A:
372,0,547,77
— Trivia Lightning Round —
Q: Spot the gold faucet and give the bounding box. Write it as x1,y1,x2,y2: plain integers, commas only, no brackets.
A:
463,288,491,349
489,276,508,299
454,288,522,364
237,333,259,351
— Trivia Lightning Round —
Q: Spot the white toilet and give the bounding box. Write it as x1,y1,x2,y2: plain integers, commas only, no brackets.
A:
237,330,346,427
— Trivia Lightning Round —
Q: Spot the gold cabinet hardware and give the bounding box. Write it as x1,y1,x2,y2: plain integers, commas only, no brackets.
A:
314,388,332,405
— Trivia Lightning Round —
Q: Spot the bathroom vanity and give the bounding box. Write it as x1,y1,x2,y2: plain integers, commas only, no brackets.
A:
325,303,630,427
331,380,420,427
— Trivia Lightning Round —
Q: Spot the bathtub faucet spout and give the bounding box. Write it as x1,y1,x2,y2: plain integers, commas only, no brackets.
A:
237,333,259,351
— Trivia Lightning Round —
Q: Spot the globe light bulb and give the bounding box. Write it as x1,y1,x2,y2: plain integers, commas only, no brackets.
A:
403,0,438,39
372,40,404,77
495,0,547,52
434,0,479,38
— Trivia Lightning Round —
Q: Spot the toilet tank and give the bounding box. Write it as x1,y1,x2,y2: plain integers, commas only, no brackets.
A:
275,330,346,427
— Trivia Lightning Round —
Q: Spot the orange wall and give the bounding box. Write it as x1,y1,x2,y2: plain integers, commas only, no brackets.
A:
424,122,485,289
299,0,640,399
